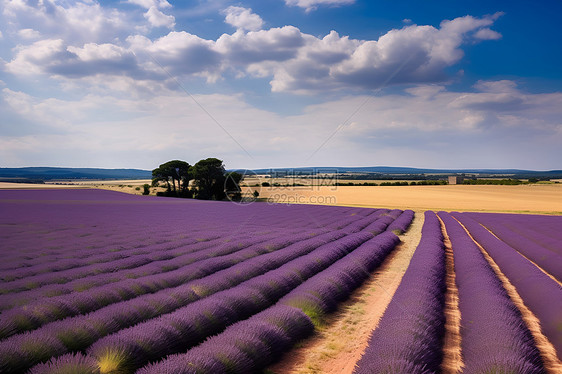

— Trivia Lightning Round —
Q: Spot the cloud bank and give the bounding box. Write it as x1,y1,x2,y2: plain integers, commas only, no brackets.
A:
3,6,503,95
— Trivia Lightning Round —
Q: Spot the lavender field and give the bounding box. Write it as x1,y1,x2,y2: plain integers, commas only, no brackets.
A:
0,189,410,373
1,189,561,373
355,211,562,374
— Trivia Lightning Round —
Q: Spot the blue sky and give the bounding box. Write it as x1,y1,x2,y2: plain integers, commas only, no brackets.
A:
0,0,561,170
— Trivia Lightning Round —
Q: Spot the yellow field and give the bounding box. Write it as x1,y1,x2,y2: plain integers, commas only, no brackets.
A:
244,184,562,214
3,180,560,214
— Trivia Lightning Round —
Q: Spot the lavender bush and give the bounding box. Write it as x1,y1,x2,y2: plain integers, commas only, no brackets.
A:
439,212,545,373
453,212,562,362
354,211,446,374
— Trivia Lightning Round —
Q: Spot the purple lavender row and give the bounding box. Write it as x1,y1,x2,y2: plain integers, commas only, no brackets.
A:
0,228,271,294
497,220,562,255
135,306,314,374
0,230,360,372
1,211,384,312
0,230,319,338
28,306,312,374
0,221,201,270
452,212,562,361
0,232,268,310
0,190,359,266
464,213,562,280
354,211,445,374
134,229,400,374
359,209,406,235
278,230,400,324
466,212,562,250
439,212,545,373
386,209,415,234
0,228,226,282
338,210,389,234
72,232,374,374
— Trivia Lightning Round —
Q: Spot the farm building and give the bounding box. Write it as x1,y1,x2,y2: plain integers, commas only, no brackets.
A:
448,176,465,185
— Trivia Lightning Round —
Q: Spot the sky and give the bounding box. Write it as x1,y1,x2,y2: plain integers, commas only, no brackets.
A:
0,0,561,171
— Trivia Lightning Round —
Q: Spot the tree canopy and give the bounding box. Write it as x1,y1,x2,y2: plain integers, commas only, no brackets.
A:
152,160,191,194
191,158,226,200
153,158,238,200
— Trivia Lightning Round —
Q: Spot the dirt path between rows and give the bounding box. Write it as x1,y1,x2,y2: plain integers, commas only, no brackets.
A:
439,218,463,373
267,213,424,374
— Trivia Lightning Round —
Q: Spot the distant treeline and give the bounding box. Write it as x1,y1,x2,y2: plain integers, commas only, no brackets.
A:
461,178,551,185
0,178,45,184
337,180,448,186
337,174,445,181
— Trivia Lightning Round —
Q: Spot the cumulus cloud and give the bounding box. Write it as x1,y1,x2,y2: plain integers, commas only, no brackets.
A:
17,28,41,40
2,0,132,44
4,11,503,94
129,32,221,79
216,26,305,66
223,6,264,31
127,0,172,9
144,6,175,28
5,39,139,78
285,0,355,12
474,28,502,40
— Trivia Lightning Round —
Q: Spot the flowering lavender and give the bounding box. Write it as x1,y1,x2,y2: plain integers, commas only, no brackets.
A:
453,212,562,362
439,212,545,373
136,306,313,374
84,232,373,373
386,209,415,234
0,189,406,373
464,212,562,280
354,211,446,374
28,353,100,374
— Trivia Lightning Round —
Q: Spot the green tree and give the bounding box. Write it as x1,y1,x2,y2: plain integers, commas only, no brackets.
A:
142,184,150,195
152,160,192,193
224,172,243,201
192,158,226,200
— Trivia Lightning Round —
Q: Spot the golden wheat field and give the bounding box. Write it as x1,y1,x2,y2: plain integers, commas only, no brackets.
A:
243,184,562,214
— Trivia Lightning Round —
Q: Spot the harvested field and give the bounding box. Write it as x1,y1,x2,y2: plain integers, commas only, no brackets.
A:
246,184,562,214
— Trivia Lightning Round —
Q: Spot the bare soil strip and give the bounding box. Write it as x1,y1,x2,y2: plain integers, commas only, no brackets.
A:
267,214,424,374
454,218,562,373
438,217,464,373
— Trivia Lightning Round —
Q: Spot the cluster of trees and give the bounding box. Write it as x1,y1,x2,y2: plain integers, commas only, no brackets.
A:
152,158,242,200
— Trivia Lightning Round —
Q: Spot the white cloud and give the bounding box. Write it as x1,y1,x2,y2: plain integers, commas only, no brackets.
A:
127,0,172,9
129,31,221,79
3,12,504,94
223,6,264,31
6,39,68,75
261,14,504,93
215,26,305,66
474,28,502,40
1,80,561,169
17,28,41,40
285,0,355,12
144,6,175,28
2,0,131,44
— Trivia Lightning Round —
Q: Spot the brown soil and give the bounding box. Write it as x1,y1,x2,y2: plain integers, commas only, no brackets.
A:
267,213,424,374
454,217,562,373
438,217,463,373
